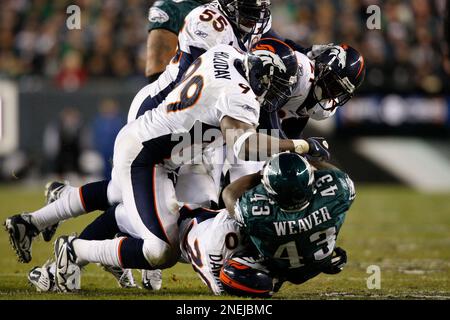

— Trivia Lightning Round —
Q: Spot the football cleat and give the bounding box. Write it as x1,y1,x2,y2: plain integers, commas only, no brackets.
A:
102,265,138,289
141,269,162,291
42,181,68,242
28,260,56,292
54,235,80,292
4,213,39,263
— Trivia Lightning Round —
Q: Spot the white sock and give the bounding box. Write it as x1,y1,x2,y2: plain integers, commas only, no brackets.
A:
72,238,124,268
30,186,86,231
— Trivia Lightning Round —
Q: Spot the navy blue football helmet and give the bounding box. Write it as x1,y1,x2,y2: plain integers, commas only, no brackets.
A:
313,44,365,111
246,38,299,112
218,0,271,36
220,257,274,298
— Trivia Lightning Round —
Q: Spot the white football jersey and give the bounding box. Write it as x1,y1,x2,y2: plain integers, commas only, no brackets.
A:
130,44,260,147
179,2,272,54
281,51,337,121
179,3,239,54
179,208,245,295
128,1,271,122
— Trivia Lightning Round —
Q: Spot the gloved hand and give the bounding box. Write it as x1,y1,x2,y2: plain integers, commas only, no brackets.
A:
272,277,286,293
306,137,331,161
322,247,347,275
307,43,336,59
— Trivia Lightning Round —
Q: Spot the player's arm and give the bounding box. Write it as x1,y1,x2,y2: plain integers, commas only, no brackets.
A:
308,159,340,171
220,116,330,162
222,172,262,217
145,29,178,83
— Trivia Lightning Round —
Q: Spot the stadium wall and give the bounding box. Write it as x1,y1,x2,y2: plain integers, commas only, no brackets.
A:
7,81,450,189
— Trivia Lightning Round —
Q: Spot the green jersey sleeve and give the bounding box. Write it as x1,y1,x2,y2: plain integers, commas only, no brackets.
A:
147,0,202,34
313,169,356,221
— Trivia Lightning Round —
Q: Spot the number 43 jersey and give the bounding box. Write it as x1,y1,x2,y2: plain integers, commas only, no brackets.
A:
132,44,260,144
235,169,356,273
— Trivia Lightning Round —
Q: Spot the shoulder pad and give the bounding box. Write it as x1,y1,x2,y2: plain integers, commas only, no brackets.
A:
179,5,236,53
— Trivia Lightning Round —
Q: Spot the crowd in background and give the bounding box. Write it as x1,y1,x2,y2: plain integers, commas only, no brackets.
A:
0,0,448,93
0,0,148,90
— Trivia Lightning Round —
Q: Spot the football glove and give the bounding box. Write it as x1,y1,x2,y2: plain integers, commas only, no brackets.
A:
272,277,285,293
322,247,347,275
306,137,331,160
307,43,336,60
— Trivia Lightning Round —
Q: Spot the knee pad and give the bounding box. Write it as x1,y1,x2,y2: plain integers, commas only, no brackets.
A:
142,238,179,269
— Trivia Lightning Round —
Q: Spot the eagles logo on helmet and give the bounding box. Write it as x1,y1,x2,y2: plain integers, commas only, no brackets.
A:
261,152,315,211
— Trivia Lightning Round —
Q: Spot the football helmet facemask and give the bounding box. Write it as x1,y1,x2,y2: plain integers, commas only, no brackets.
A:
245,38,299,112
313,44,365,112
218,0,271,36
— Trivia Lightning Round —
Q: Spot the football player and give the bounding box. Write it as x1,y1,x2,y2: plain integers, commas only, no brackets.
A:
28,205,244,294
7,0,273,291
16,2,353,253
7,42,329,292
219,152,354,297
28,154,351,296
267,43,366,139
223,42,366,186
145,0,211,83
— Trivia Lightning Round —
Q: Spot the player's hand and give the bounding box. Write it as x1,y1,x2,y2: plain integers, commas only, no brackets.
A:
272,277,285,293
306,137,330,160
307,43,335,59
322,247,347,275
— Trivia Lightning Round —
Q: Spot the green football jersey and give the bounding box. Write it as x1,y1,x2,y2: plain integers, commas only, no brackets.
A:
236,169,356,273
148,0,206,34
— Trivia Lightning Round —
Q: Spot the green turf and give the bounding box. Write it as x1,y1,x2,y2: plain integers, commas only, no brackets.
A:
0,184,449,300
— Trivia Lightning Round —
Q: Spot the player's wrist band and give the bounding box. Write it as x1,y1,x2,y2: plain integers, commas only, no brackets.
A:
292,139,309,154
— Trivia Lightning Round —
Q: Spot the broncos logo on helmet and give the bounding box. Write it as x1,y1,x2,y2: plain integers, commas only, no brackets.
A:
220,257,274,298
328,46,347,69
244,38,299,112
313,44,366,111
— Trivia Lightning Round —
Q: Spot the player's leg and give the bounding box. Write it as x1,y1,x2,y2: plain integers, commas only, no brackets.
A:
55,133,180,290
3,178,117,263
111,154,181,269
28,205,136,291
55,195,179,290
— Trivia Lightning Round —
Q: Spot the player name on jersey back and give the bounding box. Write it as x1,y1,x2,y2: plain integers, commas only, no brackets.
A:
213,51,231,80
272,206,332,236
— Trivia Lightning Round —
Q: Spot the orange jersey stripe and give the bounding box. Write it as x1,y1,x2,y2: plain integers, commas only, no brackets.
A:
79,187,87,212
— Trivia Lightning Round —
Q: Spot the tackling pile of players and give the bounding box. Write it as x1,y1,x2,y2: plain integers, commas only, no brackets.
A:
4,0,365,297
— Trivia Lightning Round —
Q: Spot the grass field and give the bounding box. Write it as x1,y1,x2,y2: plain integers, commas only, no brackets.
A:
0,183,449,300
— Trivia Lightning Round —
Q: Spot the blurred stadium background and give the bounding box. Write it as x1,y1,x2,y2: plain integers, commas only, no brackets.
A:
0,0,449,299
